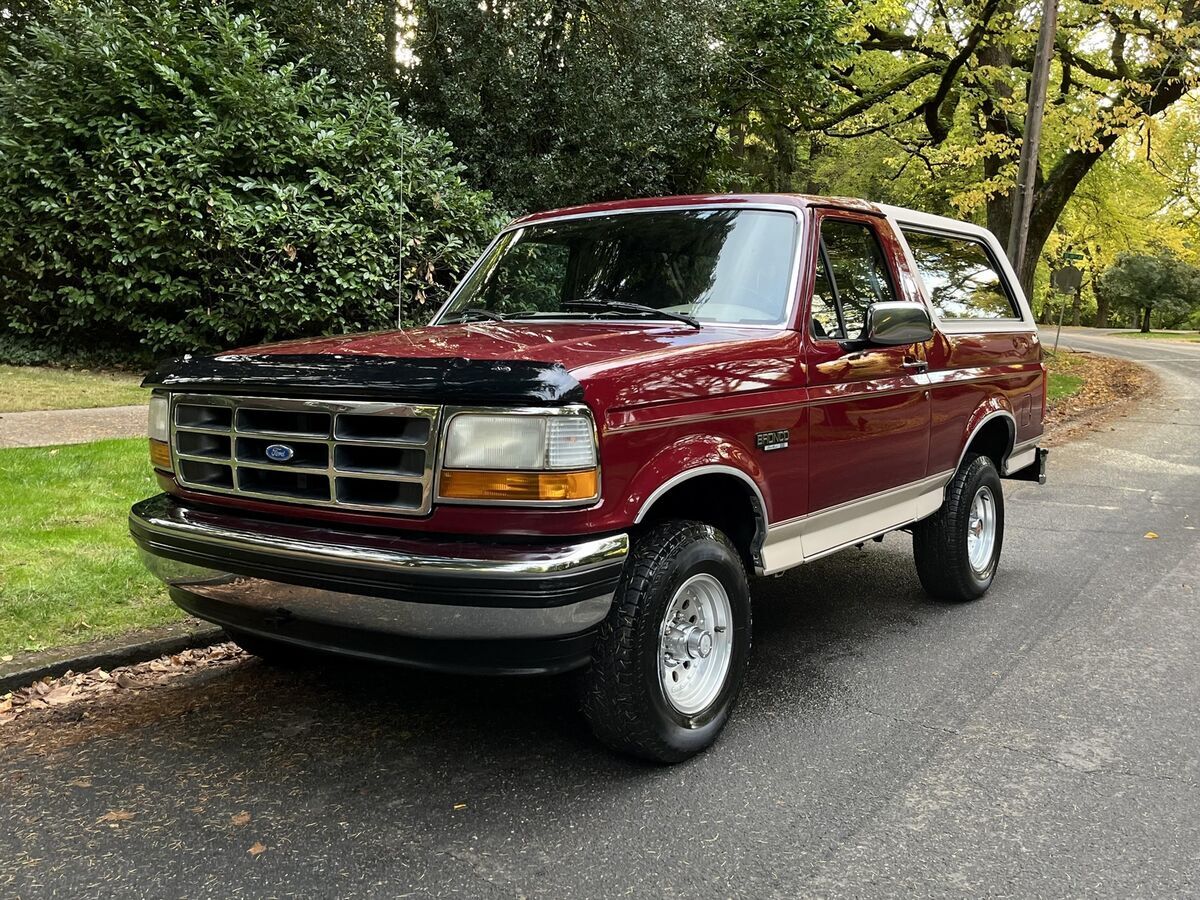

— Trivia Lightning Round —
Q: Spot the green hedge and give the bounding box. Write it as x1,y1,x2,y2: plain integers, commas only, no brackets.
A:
0,0,500,357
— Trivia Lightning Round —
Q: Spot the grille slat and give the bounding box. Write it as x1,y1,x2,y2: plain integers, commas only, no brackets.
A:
170,394,440,514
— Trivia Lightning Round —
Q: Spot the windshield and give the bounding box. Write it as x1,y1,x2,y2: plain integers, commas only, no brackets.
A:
436,209,799,327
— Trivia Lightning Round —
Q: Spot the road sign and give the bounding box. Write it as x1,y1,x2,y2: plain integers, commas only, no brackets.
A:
1051,265,1082,292
1062,252,1085,261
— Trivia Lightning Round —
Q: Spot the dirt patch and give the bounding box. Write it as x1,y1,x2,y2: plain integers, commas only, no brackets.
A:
1044,351,1156,447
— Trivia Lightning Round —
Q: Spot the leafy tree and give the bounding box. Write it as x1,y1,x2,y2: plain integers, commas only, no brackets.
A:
400,0,722,212
226,0,399,91
0,0,49,56
708,0,849,193
0,0,498,356
1042,105,1200,327
400,0,847,211
1097,251,1200,332
800,0,1200,293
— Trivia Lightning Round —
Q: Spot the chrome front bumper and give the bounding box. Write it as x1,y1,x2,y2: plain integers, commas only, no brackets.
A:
130,494,629,672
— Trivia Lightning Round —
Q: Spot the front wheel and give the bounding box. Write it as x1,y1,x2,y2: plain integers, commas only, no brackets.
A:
580,521,752,763
913,452,1005,602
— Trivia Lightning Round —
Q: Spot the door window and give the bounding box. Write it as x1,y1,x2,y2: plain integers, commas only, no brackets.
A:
810,219,897,341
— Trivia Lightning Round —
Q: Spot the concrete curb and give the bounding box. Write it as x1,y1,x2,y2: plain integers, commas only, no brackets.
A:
0,620,225,694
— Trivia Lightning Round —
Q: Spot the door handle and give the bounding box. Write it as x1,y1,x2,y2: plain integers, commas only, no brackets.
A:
902,359,928,371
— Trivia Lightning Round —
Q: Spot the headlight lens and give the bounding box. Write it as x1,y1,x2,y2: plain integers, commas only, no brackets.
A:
148,393,170,442
443,413,596,471
148,393,172,470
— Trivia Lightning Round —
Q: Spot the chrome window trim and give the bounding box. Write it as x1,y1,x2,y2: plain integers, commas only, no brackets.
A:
429,203,806,332
168,393,442,515
434,404,602,508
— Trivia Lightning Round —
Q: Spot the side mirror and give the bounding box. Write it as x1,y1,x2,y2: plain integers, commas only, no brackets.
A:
865,302,933,346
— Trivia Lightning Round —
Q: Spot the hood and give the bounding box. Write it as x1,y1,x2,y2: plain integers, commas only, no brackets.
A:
238,321,760,369
143,322,798,407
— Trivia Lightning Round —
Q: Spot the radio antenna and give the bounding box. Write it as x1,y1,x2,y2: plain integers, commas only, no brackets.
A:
403,133,408,331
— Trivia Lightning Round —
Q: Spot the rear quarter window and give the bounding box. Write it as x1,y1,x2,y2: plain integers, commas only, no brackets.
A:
901,230,1020,320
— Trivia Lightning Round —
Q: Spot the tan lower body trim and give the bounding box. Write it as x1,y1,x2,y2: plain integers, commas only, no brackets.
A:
758,471,954,575
1004,440,1039,475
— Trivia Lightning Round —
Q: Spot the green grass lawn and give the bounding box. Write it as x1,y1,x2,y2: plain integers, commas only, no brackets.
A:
1110,331,1200,342
1045,351,1086,403
1047,373,1084,402
0,364,147,413
0,438,178,655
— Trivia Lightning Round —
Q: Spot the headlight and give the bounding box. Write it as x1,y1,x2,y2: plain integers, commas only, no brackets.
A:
439,410,599,504
148,393,172,470
443,414,595,470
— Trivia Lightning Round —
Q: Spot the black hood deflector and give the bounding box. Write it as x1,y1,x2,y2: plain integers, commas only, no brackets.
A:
142,353,585,405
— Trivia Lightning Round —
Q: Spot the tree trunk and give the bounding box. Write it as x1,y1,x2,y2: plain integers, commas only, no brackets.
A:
384,0,398,80
730,107,747,161
1095,293,1109,328
1071,286,1081,327
804,135,823,195
1016,63,1194,296
771,121,796,192
979,38,1015,246
1141,306,1152,333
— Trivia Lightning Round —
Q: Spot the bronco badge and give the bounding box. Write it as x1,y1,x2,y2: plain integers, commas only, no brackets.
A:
756,429,790,451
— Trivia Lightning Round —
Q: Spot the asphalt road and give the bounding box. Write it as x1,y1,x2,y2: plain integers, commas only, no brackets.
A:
3,328,1198,898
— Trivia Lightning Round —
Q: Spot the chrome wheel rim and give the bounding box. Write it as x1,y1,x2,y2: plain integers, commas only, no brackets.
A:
659,573,733,715
967,485,997,575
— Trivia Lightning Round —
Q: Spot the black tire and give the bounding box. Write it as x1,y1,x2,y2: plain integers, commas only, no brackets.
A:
580,520,752,763
224,628,319,667
913,452,1005,602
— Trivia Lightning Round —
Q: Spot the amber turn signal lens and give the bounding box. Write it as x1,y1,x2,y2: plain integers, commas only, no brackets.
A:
149,438,172,471
440,468,598,502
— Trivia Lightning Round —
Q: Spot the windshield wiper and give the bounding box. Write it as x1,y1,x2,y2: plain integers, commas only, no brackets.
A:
563,298,701,329
452,307,509,323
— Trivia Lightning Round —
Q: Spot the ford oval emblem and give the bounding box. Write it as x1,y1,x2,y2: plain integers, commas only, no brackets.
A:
265,443,295,463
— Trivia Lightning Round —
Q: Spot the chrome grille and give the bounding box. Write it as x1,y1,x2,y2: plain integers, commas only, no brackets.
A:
169,394,440,514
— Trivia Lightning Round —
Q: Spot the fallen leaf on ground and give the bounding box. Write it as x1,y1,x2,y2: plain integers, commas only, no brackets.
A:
1,655,12,662
97,810,135,824
67,778,93,788
1145,532,1159,539
1045,352,1151,430
231,811,252,827
453,803,467,810
248,841,267,857
0,643,247,726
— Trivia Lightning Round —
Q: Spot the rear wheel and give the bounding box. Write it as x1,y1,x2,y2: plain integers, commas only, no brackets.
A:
580,521,752,763
913,453,1004,602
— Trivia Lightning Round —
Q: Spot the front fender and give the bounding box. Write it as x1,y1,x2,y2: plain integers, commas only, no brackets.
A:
617,434,770,526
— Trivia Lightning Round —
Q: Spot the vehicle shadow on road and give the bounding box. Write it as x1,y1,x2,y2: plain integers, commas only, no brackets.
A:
7,542,946,786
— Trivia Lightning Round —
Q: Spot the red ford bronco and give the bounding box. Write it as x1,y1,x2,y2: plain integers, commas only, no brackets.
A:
131,194,1047,762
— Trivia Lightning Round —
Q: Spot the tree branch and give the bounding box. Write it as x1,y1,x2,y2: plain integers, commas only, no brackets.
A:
921,0,1004,143
804,59,944,131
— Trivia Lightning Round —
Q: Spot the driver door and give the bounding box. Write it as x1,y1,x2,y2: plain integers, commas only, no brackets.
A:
803,211,932,555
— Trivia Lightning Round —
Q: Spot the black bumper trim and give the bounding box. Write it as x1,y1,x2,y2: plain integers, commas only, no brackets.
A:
173,589,596,675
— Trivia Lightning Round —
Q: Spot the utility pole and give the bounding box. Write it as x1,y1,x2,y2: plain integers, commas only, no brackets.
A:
1006,0,1059,295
